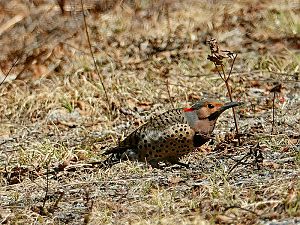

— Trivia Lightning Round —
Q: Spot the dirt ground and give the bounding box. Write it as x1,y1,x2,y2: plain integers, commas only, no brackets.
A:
0,0,299,224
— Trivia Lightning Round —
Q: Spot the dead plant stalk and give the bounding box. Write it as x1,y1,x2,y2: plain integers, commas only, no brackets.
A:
270,83,282,134
272,91,276,134
0,56,21,86
207,39,241,145
80,0,111,117
217,55,241,145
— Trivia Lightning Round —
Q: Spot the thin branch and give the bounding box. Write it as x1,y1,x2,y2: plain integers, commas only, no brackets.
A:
225,205,260,216
227,54,237,82
207,39,241,145
161,68,174,108
271,92,276,134
227,151,252,174
80,0,111,117
215,64,226,81
48,191,64,214
164,2,171,35
0,56,21,86
214,62,241,145
42,165,50,208
224,79,241,145
165,78,174,108
270,83,282,134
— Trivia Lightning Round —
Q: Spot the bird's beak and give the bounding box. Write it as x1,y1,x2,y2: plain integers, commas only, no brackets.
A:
220,101,243,111
208,101,243,121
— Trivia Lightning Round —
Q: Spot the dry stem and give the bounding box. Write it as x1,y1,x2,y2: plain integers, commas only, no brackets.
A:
207,39,241,145
80,0,111,117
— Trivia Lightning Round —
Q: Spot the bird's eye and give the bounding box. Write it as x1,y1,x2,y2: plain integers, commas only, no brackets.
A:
207,104,214,109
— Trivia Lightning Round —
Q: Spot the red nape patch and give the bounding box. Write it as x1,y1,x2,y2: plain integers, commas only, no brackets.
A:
183,108,194,112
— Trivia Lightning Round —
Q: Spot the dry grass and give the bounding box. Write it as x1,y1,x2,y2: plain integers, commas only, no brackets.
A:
0,0,299,224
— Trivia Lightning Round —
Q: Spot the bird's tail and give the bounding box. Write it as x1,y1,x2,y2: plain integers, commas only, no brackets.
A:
102,146,128,156
89,146,128,168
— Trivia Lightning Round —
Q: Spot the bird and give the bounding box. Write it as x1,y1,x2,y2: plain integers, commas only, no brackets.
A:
101,99,242,168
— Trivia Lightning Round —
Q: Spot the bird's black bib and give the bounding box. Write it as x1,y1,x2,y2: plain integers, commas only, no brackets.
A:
193,133,209,147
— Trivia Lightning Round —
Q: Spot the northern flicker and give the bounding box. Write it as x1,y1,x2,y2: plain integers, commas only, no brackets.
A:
102,99,242,168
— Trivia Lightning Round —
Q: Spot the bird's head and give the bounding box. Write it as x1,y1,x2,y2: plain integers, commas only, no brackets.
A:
183,99,242,134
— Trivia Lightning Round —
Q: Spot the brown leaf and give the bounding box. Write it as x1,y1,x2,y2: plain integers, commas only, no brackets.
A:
76,150,88,161
168,176,183,185
250,80,261,87
263,161,280,169
31,64,49,79
215,215,234,223
76,100,86,111
286,187,297,205
137,101,153,110
188,93,201,101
